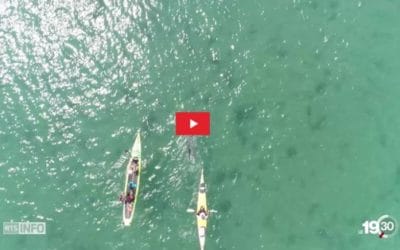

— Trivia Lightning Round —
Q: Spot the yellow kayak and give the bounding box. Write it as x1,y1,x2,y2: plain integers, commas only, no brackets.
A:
122,131,141,226
196,169,208,250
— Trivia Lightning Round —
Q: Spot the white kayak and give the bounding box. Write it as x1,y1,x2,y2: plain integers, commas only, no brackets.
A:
122,131,141,226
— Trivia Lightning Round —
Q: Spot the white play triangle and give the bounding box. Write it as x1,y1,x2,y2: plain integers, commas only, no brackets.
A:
190,119,198,129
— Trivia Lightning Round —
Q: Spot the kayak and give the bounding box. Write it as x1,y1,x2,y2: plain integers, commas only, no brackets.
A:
196,169,208,250
122,131,141,226
187,169,216,249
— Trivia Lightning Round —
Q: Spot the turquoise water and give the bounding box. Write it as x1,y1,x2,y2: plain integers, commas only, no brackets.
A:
1,0,400,249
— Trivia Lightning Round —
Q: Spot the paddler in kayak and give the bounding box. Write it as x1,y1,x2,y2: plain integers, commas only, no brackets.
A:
125,190,135,204
119,190,135,203
129,180,137,190
128,165,139,178
197,206,208,219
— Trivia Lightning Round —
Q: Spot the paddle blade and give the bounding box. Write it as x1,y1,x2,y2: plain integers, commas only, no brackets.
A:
209,209,218,213
186,208,195,213
142,159,146,169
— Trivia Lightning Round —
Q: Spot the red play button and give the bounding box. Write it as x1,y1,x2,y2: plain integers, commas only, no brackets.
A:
175,112,210,136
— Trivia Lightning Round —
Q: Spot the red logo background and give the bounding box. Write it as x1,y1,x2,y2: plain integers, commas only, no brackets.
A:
175,112,210,136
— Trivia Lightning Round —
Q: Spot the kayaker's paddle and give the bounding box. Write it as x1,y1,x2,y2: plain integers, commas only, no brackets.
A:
142,159,147,169
187,208,218,214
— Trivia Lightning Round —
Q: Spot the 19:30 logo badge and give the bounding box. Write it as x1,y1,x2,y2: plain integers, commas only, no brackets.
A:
360,215,397,239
